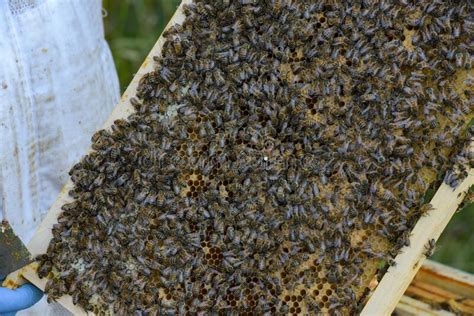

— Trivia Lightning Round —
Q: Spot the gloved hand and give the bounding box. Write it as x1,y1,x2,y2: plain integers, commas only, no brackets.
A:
0,276,43,316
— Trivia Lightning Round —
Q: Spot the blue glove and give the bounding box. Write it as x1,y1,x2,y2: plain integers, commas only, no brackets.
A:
0,277,43,316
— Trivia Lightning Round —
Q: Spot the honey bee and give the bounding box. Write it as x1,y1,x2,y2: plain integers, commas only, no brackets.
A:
424,239,436,257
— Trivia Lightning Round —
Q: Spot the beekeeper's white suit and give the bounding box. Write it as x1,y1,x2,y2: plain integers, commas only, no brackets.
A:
0,0,120,314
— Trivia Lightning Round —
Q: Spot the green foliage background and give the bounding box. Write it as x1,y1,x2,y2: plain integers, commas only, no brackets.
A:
434,191,474,273
103,0,181,90
102,1,473,273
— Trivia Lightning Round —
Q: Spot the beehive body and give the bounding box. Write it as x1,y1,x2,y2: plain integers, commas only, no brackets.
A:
23,1,473,315
398,260,474,315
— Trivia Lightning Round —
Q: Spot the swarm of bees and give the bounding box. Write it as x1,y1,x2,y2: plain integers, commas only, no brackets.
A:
37,0,473,315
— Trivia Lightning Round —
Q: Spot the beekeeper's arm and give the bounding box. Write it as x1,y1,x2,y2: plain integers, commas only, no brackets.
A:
0,0,120,314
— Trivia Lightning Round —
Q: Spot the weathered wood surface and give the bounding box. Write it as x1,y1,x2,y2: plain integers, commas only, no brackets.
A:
396,260,474,316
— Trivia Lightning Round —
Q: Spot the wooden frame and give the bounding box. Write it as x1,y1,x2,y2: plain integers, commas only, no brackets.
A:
361,167,474,315
14,1,473,315
396,260,474,315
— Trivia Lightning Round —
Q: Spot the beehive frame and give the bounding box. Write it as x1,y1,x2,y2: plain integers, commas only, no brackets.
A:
18,1,473,315
398,260,474,315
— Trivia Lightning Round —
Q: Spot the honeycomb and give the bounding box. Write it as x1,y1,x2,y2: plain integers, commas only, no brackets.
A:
37,1,473,315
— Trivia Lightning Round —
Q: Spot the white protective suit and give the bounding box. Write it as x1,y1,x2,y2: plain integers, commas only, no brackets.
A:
0,0,120,314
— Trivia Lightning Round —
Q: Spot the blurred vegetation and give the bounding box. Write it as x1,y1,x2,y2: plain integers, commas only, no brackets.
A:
103,0,180,91
102,1,474,273
431,188,474,273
